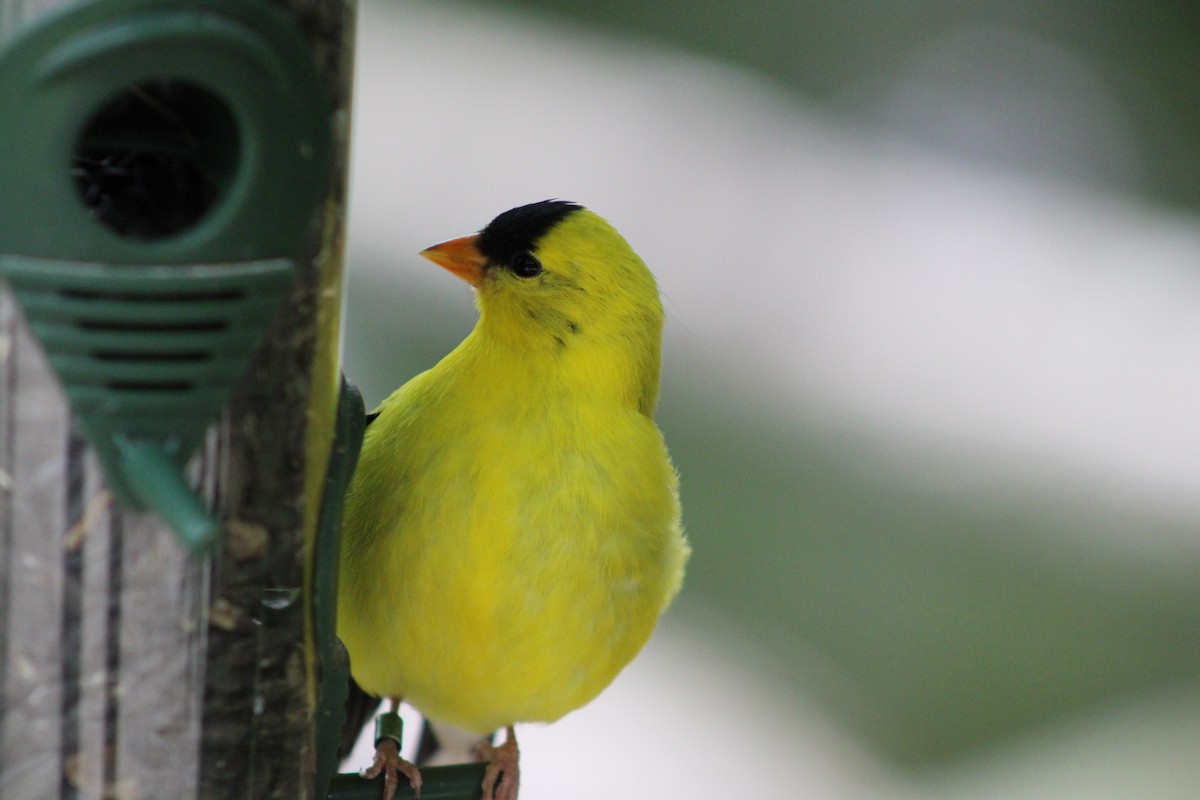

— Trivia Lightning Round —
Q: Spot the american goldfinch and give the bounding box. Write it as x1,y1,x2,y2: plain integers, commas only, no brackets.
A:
337,200,689,800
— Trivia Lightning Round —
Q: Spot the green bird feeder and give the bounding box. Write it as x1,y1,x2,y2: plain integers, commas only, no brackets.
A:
0,0,332,552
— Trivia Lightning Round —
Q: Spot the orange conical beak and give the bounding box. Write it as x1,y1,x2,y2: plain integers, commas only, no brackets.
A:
419,234,487,287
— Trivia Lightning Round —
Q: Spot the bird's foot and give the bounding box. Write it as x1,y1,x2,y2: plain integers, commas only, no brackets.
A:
474,726,519,800
363,738,422,800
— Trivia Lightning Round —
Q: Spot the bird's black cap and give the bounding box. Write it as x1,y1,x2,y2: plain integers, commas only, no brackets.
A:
478,200,583,265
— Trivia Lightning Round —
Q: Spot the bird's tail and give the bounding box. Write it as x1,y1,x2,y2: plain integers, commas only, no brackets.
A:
337,677,443,766
338,676,382,760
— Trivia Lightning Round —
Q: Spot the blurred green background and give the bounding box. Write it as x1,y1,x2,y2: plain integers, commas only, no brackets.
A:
504,0,1200,213
343,0,1200,787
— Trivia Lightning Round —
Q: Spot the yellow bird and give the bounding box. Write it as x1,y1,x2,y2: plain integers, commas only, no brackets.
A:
337,200,689,800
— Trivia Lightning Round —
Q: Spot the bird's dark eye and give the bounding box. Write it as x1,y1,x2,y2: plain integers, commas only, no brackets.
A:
510,252,543,278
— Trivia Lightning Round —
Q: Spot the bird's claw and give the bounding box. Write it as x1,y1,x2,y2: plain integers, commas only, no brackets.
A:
363,738,422,800
475,731,519,800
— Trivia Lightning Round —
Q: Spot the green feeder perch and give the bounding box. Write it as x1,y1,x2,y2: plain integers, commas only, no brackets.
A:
0,0,333,552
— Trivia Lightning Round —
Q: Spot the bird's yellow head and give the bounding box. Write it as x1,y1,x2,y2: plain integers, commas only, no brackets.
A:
420,200,665,413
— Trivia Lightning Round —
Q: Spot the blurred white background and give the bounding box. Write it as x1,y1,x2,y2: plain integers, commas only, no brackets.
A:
341,1,1200,797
